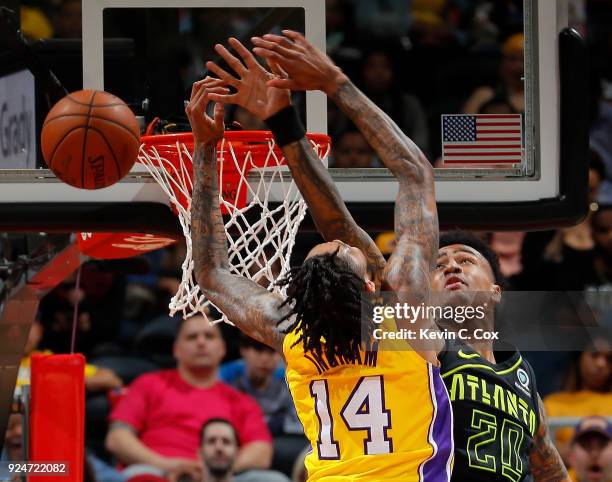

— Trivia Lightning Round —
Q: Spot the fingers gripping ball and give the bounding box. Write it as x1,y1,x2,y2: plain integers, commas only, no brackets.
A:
41,90,140,189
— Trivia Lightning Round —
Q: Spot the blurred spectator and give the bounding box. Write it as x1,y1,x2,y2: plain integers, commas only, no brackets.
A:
567,416,612,482
228,106,266,131
197,418,290,482
544,336,612,461
233,336,300,436
106,316,273,481
2,409,123,482
232,336,306,475
489,232,525,279
20,5,53,40
2,413,22,462
353,0,411,38
53,0,82,39
517,149,605,290
463,33,524,114
358,49,429,156
15,319,123,396
39,263,126,356
326,0,360,68
478,95,516,115
411,0,453,49
331,130,376,168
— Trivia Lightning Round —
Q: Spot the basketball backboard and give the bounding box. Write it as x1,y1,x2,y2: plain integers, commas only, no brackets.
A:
0,0,588,233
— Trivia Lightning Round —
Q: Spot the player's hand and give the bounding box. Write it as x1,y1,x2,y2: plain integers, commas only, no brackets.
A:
205,37,290,121
251,30,347,95
185,77,226,146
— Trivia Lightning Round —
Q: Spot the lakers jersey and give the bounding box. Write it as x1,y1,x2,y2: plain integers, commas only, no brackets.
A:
439,340,540,482
284,326,453,481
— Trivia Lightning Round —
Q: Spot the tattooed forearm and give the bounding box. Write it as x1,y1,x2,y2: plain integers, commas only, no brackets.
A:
281,138,385,284
530,396,571,482
192,143,229,274
191,142,288,352
330,79,431,181
329,78,438,276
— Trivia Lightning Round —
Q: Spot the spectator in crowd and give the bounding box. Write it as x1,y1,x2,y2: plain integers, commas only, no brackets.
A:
517,149,606,290
463,32,525,114
358,49,430,157
232,336,306,475
39,263,126,356
352,0,412,38
331,130,376,168
15,318,123,397
2,412,22,462
20,4,53,40
2,409,123,482
105,315,274,482
198,419,289,482
567,416,612,482
544,336,612,461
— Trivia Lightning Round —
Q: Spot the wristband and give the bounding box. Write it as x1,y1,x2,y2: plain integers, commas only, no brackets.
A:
264,106,306,147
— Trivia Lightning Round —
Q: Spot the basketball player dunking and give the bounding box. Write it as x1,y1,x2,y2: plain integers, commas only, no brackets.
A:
188,38,452,480
225,31,570,482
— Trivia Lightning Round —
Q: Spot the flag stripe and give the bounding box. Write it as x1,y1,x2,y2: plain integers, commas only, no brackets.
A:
444,161,519,164
475,122,521,126
475,128,521,133
444,152,521,157
444,144,521,149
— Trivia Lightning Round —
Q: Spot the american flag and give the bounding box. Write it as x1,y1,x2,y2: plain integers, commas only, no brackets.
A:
441,114,523,165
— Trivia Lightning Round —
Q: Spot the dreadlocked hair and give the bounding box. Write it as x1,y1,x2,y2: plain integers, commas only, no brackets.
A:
276,249,374,367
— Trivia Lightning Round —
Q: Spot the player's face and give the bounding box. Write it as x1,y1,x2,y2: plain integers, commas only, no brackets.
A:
174,316,226,370
200,422,238,474
431,244,500,307
306,240,370,281
569,434,612,482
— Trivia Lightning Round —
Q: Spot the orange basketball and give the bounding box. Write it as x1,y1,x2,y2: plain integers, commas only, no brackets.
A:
41,90,140,189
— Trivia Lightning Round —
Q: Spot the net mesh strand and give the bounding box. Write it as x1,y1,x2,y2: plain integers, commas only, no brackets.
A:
138,134,330,324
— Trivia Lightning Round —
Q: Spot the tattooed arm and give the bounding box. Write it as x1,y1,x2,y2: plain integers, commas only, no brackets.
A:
187,79,289,353
205,37,385,285
281,139,386,285
530,395,571,482
251,31,440,354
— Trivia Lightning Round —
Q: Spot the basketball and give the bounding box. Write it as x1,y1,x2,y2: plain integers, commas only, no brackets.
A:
41,90,140,189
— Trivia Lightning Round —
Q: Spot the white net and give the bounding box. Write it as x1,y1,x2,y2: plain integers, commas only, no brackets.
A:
138,132,330,324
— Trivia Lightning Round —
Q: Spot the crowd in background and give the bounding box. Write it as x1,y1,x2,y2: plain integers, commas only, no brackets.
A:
3,1,612,482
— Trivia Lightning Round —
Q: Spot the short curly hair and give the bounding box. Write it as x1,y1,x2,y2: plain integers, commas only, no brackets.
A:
438,230,505,286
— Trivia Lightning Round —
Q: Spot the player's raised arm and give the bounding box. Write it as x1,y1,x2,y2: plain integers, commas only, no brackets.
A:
253,31,441,352
205,38,385,287
188,78,289,353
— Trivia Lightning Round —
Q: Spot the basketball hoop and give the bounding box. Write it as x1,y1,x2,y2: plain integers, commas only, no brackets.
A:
138,130,331,323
